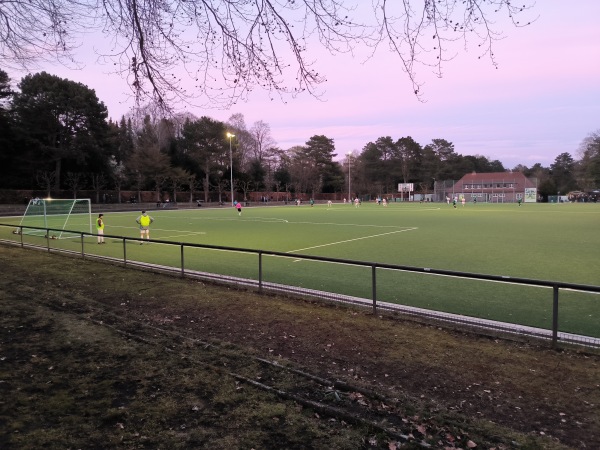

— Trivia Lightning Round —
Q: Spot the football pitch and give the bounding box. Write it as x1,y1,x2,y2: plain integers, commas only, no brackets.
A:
1,201,599,338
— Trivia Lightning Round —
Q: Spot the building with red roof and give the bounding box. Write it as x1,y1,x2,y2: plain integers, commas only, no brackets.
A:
439,172,538,203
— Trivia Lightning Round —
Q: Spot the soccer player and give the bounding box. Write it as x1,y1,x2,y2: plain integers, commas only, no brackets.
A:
236,202,242,216
136,210,154,243
96,213,105,244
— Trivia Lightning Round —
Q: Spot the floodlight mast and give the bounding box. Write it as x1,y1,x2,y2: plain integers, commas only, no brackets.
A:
227,132,235,206
347,153,352,202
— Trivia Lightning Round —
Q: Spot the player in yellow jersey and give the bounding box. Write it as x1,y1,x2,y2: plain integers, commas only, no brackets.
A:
135,210,154,244
96,214,105,244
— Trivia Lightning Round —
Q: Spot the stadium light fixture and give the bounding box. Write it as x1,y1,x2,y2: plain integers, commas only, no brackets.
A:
227,132,235,206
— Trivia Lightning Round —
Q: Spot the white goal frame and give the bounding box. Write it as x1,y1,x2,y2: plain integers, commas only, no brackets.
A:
17,198,92,239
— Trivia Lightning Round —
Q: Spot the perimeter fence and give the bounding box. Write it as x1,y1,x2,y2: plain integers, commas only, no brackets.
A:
1,223,599,349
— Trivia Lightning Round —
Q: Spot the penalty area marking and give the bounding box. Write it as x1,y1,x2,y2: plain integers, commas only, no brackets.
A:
287,227,418,260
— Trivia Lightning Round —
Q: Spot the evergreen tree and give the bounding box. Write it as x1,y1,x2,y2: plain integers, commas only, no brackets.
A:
303,135,338,195
11,72,110,190
0,70,19,187
550,152,577,195
178,117,228,202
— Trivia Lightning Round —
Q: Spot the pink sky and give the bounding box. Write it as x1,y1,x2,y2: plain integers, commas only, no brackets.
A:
10,1,600,170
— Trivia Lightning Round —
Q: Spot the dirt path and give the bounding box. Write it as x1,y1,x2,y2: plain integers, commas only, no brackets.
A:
1,246,598,449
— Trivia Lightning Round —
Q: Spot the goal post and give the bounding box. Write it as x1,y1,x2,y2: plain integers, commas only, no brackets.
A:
17,198,92,239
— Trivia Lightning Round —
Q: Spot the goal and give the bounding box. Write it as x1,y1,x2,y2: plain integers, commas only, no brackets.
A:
17,198,92,239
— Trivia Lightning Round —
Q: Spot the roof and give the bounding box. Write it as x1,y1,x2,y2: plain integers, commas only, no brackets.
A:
453,172,537,189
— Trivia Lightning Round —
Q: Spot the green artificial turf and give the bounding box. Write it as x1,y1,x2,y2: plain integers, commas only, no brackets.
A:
1,201,598,337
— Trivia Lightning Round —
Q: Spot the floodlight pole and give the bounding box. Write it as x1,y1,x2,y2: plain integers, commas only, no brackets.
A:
227,132,235,206
347,153,352,202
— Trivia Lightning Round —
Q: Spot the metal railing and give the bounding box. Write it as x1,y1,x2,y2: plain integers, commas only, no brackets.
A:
2,223,599,348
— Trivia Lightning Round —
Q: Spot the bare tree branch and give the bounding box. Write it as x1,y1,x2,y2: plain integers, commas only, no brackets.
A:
1,0,537,109
0,1,92,68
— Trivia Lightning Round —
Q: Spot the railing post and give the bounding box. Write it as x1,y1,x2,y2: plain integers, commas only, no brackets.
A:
258,251,263,293
180,244,185,277
46,229,50,252
372,264,377,314
552,285,559,348
123,238,127,267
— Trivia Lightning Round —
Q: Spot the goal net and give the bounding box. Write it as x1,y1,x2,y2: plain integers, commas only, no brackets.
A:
16,198,92,239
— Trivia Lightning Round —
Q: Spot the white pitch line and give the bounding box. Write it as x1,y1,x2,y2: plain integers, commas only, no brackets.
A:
287,227,418,254
105,225,207,240
158,232,207,240
190,217,289,223
286,221,405,228
107,225,205,234
328,207,441,212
